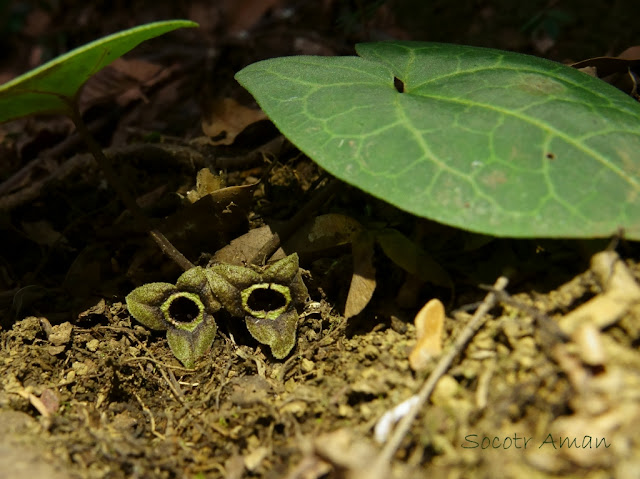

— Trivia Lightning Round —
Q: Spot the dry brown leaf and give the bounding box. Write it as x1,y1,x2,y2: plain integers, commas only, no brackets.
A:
284,213,364,258
23,8,51,38
213,225,282,266
202,97,267,145
571,47,640,99
187,2,221,36
80,57,173,113
571,48,640,77
160,183,257,260
210,213,360,266
0,72,13,84
409,298,445,371
344,231,376,319
223,0,284,35
20,220,64,247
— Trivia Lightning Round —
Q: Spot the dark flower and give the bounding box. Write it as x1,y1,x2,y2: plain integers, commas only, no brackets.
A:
206,253,308,358
126,267,220,368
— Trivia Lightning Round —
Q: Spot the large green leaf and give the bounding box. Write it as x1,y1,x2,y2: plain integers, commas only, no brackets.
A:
236,42,640,239
0,20,198,122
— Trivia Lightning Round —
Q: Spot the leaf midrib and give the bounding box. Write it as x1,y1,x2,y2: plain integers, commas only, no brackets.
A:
391,91,590,224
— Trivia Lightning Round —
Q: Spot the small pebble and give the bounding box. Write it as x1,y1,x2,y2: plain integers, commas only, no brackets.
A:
300,358,315,373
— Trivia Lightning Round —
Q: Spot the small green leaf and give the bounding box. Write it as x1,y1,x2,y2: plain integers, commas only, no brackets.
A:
236,41,640,239
0,20,198,122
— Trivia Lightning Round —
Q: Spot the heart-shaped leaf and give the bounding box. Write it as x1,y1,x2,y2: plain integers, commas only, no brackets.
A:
236,42,640,239
0,20,198,122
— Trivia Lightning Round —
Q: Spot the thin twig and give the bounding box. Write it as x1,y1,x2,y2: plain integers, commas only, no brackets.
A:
374,276,509,472
163,367,186,404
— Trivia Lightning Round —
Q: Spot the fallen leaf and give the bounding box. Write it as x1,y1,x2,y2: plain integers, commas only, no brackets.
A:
23,8,51,38
213,213,364,267
161,183,257,259
374,228,452,289
202,97,266,145
344,231,376,319
213,225,281,266
571,49,640,77
223,0,284,36
571,47,640,99
284,213,364,259
188,2,221,36
80,57,174,113
62,245,108,299
21,220,65,246
618,45,640,60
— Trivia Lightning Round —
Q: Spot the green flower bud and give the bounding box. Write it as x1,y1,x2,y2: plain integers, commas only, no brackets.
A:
206,253,308,358
262,253,299,284
127,266,221,367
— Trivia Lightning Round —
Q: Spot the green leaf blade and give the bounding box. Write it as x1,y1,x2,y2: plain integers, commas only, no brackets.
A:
0,20,198,122
236,41,640,239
